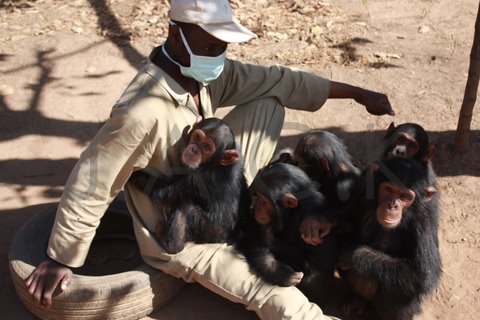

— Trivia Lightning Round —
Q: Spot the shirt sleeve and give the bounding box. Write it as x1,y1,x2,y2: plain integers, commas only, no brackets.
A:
210,59,331,112
47,106,153,267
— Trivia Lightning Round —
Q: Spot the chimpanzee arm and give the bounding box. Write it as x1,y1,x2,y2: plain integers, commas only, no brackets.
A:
129,170,172,197
347,246,424,297
235,222,304,287
334,174,362,219
316,173,361,232
414,220,442,294
129,170,200,205
242,244,304,287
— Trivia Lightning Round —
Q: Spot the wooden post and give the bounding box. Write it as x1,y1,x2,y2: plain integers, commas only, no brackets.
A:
454,1,480,152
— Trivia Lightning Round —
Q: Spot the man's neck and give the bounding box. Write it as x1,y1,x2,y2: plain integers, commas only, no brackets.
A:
152,45,199,96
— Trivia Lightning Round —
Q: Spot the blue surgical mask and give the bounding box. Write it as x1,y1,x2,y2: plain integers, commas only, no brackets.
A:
162,24,226,84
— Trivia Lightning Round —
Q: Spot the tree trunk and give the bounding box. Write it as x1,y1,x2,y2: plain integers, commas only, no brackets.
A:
454,1,480,152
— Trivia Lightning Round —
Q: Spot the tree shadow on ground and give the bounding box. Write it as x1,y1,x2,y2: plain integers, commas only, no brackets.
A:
87,0,146,70
0,49,105,144
0,0,147,146
0,0,37,10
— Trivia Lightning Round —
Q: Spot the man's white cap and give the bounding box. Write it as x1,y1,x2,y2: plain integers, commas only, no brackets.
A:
168,0,257,43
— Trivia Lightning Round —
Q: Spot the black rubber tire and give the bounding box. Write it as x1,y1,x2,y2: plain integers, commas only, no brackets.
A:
9,203,185,320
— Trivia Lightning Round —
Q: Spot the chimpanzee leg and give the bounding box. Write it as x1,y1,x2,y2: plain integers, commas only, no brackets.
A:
373,293,421,320
306,235,339,272
160,208,188,254
222,98,285,185
300,236,339,308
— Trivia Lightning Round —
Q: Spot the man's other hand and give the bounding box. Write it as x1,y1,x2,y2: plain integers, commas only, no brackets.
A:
25,258,73,307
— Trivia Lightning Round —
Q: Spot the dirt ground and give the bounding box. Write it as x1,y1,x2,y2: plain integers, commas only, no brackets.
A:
1,0,479,319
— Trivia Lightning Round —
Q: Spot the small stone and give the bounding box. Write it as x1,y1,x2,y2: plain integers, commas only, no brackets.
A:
148,16,159,24
266,32,288,40
418,25,431,33
374,52,387,59
72,26,83,34
85,66,96,74
374,52,401,59
0,84,14,96
132,21,147,29
311,26,323,37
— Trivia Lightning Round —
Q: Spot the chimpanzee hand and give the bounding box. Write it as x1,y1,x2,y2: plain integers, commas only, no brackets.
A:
355,89,395,116
25,258,73,307
299,216,334,246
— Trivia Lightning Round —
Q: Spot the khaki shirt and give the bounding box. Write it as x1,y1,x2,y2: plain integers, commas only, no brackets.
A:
47,47,331,267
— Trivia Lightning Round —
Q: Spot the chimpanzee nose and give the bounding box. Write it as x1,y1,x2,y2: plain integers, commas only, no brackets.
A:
191,145,200,154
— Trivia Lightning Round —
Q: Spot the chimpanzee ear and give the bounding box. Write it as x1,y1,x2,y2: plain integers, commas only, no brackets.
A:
424,186,437,202
219,149,239,166
422,145,436,161
386,122,396,137
281,193,298,208
317,157,330,171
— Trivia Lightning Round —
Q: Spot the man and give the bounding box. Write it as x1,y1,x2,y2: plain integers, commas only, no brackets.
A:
26,0,394,318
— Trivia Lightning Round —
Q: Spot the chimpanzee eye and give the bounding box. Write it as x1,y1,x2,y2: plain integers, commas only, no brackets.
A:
407,141,417,150
384,186,393,193
397,136,406,144
202,143,212,152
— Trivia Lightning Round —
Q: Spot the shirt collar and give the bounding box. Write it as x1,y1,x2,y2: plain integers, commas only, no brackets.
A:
145,46,192,106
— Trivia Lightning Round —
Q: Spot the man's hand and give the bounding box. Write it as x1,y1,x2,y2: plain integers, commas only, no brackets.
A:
355,89,395,116
328,81,395,116
299,216,334,246
25,258,73,307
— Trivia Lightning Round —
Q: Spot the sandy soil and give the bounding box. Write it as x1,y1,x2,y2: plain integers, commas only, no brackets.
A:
1,0,479,319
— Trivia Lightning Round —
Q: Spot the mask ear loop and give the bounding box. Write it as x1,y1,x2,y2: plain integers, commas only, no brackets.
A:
169,20,195,55
161,21,186,67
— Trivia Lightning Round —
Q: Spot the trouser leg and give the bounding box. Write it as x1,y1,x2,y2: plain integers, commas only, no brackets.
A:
221,98,285,185
156,243,336,320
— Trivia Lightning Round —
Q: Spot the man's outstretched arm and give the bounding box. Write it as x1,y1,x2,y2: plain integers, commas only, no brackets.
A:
329,81,395,116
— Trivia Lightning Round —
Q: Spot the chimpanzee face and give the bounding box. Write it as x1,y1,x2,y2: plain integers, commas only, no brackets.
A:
376,181,415,229
294,152,308,171
294,150,328,179
181,128,217,169
387,133,419,159
251,191,275,225
384,123,436,162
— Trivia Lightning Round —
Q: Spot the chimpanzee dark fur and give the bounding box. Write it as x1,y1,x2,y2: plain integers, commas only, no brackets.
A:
340,157,441,320
129,118,250,254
